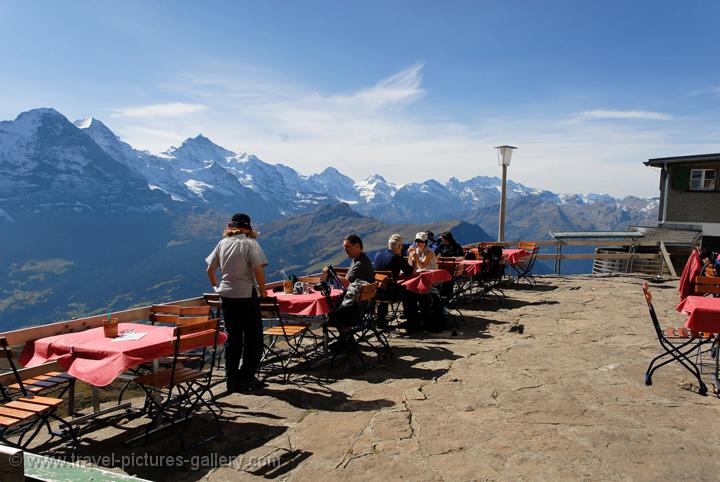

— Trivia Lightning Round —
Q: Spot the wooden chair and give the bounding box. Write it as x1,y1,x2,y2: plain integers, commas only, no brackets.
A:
150,305,213,326
510,242,539,285
694,276,720,297
0,338,78,450
642,282,715,396
326,282,381,369
259,297,316,382
118,305,215,405
374,271,402,326
129,318,222,451
298,276,322,284
436,260,467,327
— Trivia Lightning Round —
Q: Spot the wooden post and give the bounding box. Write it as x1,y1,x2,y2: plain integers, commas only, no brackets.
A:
554,240,562,275
659,241,677,278
0,445,24,482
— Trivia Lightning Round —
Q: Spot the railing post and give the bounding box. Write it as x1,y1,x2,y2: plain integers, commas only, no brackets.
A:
554,240,562,275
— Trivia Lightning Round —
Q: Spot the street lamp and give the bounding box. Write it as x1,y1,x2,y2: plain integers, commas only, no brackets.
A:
494,145,517,242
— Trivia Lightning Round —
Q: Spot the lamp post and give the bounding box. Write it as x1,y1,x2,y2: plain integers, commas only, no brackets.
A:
494,145,517,242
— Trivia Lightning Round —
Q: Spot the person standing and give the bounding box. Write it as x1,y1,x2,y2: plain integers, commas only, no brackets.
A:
206,213,268,392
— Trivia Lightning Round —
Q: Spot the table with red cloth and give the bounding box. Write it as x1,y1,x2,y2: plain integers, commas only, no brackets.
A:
503,248,531,265
265,289,343,316
676,296,720,333
398,269,453,294
461,259,484,276
19,322,227,387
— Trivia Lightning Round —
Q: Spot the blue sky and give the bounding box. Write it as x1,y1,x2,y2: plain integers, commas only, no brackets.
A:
1,1,720,197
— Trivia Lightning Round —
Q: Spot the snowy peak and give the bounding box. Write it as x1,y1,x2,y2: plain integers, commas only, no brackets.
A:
167,134,236,165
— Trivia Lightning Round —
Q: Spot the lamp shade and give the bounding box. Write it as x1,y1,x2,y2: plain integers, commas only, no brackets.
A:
494,145,517,167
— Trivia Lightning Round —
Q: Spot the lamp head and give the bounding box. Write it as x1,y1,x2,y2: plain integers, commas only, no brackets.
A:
494,145,517,166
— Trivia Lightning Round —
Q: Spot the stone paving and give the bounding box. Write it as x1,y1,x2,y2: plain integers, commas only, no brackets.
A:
60,275,720,481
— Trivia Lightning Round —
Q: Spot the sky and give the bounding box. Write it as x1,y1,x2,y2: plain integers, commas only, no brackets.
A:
1,1,720,198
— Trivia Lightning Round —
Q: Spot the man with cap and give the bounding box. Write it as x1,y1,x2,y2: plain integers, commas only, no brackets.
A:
374,233,415,325
206,213,268,392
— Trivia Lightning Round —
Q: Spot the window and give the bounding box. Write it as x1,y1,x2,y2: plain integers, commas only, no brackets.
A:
689,169,717,191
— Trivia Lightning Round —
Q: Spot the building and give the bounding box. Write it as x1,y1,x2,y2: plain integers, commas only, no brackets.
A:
645,153,720,247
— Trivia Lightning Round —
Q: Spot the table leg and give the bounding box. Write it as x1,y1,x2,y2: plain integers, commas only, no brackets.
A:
91,386,100,413
152,359,161,406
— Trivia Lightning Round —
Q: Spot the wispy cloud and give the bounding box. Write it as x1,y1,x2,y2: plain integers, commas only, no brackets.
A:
687,85,720,97
102,64,720,198
574,109,672,121
112,102,207,118
331,63,425,108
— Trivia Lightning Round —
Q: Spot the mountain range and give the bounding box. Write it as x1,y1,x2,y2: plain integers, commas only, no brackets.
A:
0,107,659,328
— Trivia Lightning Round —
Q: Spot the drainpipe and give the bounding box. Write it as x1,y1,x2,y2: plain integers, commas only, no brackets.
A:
659,162,669,225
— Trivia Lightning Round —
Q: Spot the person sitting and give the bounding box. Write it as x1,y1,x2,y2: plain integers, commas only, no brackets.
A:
426,231,441,254
324,235,375,344
374,234,414,325
408,232,437,271
436,231,465,258
340,234,375,285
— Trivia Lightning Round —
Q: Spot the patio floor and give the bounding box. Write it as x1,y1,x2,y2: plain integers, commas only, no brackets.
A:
38,275,720,481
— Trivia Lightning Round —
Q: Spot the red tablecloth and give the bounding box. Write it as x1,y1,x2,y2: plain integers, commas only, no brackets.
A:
398,269,452,294
676,296,720,332
461,259,484,276
503,248,531,265
265,289,343,316
19,323,227,387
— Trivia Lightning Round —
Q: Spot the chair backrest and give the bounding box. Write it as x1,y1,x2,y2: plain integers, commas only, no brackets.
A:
0,337,65,399
358,282,379,302
374,271,392,290
518,241,537,250
334,267,349,277
259,296,283,324
641,282,665,338
482,245,505,278
438,260,465,279
694,276,720,296
150,305,212,325
298,276,322,284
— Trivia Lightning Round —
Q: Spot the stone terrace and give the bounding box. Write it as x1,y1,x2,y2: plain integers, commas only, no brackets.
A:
59,275,720,481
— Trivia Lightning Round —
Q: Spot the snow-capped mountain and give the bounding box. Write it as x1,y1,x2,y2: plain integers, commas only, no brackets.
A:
0,108,659,238
0,108,168,215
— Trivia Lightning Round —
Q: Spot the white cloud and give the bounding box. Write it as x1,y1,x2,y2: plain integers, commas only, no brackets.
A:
112,102,207,118
103,64,720,198
574,110,672,121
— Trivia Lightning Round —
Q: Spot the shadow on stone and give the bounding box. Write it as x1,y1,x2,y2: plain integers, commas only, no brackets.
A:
72,417,288,481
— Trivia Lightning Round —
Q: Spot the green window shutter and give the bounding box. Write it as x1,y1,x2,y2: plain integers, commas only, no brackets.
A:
671,167,690,190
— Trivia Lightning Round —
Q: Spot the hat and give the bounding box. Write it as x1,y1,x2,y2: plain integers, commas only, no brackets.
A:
228,213,252,230
415,232,428,242
388,234,403,244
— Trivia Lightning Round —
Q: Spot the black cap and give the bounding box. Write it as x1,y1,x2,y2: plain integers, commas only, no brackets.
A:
228,213,252,230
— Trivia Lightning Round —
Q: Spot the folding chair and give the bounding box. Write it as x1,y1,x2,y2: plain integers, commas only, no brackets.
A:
694,276,720,297
118,305,214,404
374,271,402,327
326,282,380,370
0,338,78,450
3,343,75,417
479,246,506,304
510,242,539,285
642,282,714,396
259,297,316,381
437,260,467,327
129,318,223,451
